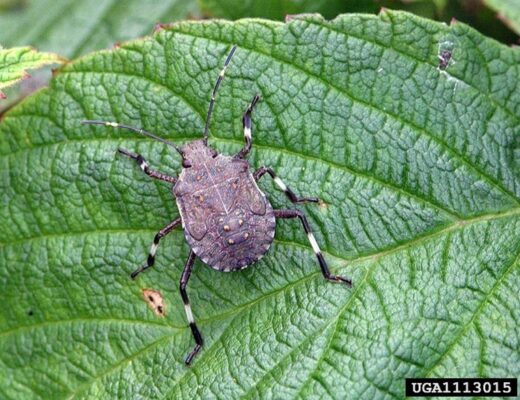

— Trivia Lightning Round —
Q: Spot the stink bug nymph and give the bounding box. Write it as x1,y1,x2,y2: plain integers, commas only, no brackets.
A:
82,45,352,365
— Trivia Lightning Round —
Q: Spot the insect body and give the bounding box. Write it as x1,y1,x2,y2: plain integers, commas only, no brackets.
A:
174,140,276,271
82,45,351,365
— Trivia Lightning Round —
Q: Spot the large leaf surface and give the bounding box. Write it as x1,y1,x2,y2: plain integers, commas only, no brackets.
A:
0,11,519,400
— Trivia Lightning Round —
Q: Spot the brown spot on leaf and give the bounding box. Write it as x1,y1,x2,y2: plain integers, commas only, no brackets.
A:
142,289,166,317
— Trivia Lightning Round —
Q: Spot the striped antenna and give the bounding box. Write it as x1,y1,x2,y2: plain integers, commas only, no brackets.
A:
203,45,237,145
81,120,183,155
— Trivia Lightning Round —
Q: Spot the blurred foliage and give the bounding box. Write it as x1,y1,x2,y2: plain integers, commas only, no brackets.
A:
482,0,520,35
0,0,198,58
198,0,519,44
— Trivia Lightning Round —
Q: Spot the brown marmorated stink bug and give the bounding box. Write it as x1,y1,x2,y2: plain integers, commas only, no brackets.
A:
82,45,352,365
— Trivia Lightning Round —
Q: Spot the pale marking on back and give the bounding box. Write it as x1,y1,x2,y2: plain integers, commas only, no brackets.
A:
202,160,230,214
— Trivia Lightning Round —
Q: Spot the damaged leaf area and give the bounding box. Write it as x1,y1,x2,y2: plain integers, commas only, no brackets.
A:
143,289,166,317
0,11,519,400
0,46,64,98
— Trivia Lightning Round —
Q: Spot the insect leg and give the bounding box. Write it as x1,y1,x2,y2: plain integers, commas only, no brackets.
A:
254,167,319,203
118,148,177,183
235,94,261,159
179,250,204,365
130,218,181,279
203,45,237,145
274,209,352,286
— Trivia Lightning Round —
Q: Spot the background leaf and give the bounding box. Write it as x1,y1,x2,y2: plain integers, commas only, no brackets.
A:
0,10,519,399
0,46,64,98
0,0,199,58
0,0,198,112
482,0,520,35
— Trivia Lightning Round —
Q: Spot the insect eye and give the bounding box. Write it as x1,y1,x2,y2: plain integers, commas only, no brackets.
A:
182,159,192,168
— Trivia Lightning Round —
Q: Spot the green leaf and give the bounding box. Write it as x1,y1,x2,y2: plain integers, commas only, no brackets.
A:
0,46,64,99
1,11,519,399
0,0,199,58
482,0,520,35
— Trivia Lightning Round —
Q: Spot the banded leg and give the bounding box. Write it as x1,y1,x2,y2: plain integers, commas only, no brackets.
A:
274,209,352,286
180,250,203,365
118,148,177,183
130,218,181,279
235,94,261,159
254,167,319,203
203,45,237,145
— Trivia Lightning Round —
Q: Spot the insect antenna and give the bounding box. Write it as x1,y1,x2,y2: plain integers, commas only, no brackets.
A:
203,45,237,146
82,120,184,156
